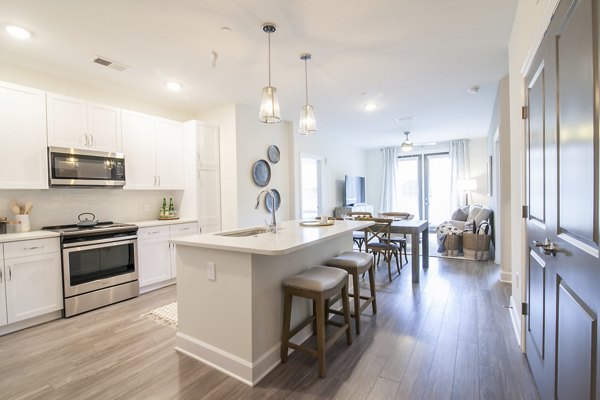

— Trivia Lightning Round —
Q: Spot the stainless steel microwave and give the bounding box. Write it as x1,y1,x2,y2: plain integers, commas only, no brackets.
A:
48,147,126,187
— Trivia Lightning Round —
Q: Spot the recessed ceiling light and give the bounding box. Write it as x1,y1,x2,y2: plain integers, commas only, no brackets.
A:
166,82,182,91
364,102,377,111
5,25,32,40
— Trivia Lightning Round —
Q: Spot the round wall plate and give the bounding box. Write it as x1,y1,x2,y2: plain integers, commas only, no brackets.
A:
265,189,281,212
267,145,280,163
252,159,271,187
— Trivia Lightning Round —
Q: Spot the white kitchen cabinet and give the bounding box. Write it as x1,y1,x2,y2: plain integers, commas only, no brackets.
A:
0,246,6,326
47,93,121,152
122,110,184,190
0,81,48,189
0,237,62,328
138,227,172,287
138,222,198,291
197,124,221,233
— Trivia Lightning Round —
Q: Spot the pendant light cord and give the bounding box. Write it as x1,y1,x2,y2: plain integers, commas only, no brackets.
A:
268,31,272,86
304,57,309,104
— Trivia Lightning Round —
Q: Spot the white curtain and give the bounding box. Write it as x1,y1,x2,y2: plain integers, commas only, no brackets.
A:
380,147,399,212
449,140,470,209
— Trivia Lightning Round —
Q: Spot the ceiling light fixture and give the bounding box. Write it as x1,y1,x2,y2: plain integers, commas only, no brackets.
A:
401,131,413,152
166,82,182,91
299,53,316,135
467,85,480,94
364,102,377,111
258,23,280,123
5,25,31,40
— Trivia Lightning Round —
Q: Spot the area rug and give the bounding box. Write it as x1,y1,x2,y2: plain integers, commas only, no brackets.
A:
142,302,178,329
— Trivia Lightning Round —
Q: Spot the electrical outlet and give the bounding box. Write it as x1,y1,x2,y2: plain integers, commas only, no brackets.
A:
143,203,151,213
207,262,216,281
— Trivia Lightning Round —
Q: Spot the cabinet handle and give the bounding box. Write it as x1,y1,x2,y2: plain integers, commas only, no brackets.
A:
83,134,88,146
24,246,42,251
154,176,157,186
158,176,161,187
148,231,161,235
0,269,2,283
90,135,95,147
8,266,12,281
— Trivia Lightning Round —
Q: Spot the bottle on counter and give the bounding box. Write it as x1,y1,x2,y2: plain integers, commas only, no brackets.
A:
160,197,167,218
168,197,175,217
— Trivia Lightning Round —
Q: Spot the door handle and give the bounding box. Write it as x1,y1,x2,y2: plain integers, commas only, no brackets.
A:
533,239,557,256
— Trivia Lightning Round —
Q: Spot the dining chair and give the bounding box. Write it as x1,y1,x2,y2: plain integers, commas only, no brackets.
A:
364,218,401,282
348,211,372,252
379,212,412,264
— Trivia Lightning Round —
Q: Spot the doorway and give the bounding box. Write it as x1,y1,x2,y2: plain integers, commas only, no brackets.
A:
299,154,323,219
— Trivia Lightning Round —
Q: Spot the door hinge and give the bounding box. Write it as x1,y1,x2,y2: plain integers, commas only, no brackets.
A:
522,302,529,316
522,205,529,218
522,106,528,119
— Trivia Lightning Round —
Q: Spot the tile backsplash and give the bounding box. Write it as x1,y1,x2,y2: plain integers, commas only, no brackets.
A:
0,189,183,230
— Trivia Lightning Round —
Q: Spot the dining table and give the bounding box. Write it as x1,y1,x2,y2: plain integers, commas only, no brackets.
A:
389,219,429,283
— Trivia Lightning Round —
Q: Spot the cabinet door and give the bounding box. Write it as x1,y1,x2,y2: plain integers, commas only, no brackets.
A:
198,169,221,233
0,82,48,189
138,236,172,287
5,252,62,323
122,110,156,189
169,222,199,277
88,102,121,152
0,247,7,327
155,118,184,190
197,123,220,168
47,92,88,149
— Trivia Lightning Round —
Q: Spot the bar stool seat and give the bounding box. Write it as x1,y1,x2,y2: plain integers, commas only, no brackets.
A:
325,251,377,335
281,266,352,378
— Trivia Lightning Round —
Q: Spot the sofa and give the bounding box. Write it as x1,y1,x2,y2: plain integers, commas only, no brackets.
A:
436,205,493,256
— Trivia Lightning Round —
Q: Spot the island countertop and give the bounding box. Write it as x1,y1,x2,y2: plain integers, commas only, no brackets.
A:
170,219,373,256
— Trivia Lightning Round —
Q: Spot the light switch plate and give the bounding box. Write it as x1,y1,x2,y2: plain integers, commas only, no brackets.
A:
207,262,216,281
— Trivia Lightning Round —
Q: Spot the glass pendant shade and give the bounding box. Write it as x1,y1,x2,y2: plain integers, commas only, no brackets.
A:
299,104,317,135
259,86,281,123
401,140,413,152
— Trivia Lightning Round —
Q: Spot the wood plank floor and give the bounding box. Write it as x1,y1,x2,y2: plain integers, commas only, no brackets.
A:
0,257,539,400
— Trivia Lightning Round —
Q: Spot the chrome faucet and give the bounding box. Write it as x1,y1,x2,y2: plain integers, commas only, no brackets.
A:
255,189,277,232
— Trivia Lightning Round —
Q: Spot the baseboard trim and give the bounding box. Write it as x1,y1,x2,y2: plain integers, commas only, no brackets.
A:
0,310,62,336
175,326,313,386
139,278,176,294
509,295,521,347
500,270,512,284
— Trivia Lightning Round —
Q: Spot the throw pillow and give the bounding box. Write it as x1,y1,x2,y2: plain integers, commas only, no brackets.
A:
451,206,469,221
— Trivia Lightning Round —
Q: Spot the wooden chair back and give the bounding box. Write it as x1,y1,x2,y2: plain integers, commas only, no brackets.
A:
363,218,393,245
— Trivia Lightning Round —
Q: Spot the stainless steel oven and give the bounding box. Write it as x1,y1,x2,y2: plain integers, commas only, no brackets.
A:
44,222,139,317
48,146,126,187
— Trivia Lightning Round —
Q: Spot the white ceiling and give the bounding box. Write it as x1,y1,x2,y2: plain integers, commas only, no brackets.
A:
0,0,517,149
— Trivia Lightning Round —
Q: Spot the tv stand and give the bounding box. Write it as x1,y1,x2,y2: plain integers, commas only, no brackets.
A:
334,204,374,218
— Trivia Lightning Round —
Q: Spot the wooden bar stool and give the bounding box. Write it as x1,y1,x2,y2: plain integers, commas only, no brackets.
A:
325,251,377,335
281,266,353,378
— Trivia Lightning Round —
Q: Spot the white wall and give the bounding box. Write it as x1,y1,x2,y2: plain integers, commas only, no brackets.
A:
469,138,490,207
292,128,367,218
508,0,560,347
198,104,293,230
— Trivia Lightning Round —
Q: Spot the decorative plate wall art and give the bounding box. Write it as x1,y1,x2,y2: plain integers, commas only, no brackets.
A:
252,159,271,187
267,145,280,163
265,189,281,212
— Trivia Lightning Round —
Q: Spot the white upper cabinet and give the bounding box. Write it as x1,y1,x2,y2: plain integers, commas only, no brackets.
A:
122,110,184,190
47,93,121,152
0,81,48,189
155,118,184,190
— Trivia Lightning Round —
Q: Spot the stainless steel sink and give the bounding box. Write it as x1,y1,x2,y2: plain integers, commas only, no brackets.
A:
215,227,271,237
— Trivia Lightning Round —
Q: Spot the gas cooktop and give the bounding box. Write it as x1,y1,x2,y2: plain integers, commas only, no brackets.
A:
42,221,138,237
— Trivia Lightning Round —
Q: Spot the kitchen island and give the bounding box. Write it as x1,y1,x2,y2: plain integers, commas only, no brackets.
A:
171,219,373,386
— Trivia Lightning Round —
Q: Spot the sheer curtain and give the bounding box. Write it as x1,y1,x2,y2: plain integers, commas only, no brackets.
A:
449,140,470,209
380,147,399,212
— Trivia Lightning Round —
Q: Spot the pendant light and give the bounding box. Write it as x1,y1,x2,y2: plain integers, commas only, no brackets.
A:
401,131,413,152
299,53,317,135
259,23,281,123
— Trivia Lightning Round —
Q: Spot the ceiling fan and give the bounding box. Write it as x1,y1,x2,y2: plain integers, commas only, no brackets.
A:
400,131,438,152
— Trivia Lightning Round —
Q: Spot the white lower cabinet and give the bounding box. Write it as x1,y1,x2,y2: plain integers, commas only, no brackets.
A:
138,222,198,291
0,238,62,329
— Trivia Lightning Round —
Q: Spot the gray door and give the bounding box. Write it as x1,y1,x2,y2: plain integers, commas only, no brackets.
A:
525,0,600,398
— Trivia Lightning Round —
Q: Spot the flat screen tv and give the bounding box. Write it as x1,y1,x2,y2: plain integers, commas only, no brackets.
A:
344,175,365,206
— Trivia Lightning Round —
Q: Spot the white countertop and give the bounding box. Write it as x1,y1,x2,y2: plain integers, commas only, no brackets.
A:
0,230,60,244
170,219,373,256
134,218,198,228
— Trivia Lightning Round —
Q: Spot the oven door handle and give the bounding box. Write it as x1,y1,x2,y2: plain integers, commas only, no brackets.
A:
62,235,138,249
